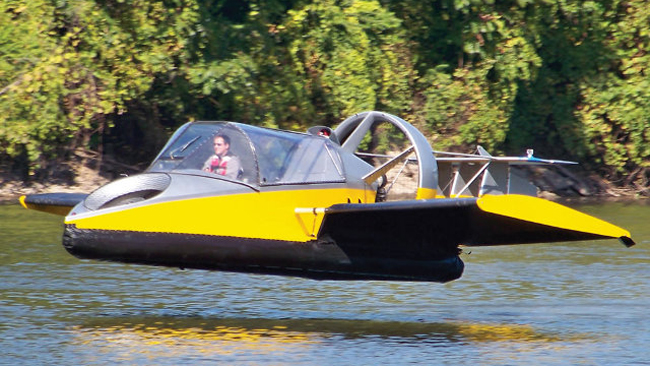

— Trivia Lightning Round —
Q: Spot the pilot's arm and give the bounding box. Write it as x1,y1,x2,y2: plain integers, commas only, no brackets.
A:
202,156,214,172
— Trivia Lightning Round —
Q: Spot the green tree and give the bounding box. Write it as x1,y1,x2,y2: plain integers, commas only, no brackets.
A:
186,0,416,131
0,0,200,173
382,0,542,152
2,0,650,193
507,0,650,190
575,0,650,186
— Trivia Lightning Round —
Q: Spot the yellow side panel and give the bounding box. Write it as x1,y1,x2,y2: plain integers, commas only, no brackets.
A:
415,187,437,200
65,188,369,242
477,194,631,239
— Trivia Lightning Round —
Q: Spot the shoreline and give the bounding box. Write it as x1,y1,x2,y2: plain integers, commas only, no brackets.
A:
2,171,646,206
0,165,111,204
0,165,650,204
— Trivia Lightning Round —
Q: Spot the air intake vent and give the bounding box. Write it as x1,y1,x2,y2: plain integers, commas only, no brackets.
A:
84,173,171,211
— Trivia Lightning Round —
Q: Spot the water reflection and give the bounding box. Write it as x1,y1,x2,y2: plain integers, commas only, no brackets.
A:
73,315,578,353
2,201,649,365
73,318,320,360
68,316,586,365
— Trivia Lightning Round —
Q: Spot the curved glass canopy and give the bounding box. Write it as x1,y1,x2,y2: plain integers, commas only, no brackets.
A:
147,122,345,186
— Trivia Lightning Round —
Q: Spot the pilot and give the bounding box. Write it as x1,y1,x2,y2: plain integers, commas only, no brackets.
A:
203,134,241,179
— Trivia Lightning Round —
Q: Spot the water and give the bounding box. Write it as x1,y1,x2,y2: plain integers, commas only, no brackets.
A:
1,201,649,365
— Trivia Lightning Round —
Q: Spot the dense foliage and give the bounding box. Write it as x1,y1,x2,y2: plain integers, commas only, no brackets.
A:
1,0,649,191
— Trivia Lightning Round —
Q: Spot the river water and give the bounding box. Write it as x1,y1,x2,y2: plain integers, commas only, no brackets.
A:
1,201,648,365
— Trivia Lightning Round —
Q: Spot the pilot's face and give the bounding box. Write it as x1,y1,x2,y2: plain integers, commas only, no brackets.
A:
213,137,229,156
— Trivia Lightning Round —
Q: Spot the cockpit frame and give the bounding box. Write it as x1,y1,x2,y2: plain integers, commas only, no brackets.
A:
146,121,346,187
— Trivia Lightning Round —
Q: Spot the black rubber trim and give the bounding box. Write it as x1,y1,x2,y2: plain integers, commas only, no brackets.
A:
62,225,464,283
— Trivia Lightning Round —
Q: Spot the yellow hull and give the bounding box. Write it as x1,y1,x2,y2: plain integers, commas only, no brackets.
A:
65,187,373,242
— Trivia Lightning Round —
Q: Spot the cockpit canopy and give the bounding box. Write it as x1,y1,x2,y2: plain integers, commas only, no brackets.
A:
147,122,346,186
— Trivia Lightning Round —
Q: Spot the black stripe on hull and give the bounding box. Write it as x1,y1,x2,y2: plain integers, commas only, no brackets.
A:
62,225,464,283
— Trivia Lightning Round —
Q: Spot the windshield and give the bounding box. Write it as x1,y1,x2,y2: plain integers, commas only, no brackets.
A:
147,122,257,183
240,125,345,185
147,122,345,186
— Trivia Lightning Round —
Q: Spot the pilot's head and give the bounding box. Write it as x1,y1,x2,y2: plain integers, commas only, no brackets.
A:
213,134,230,157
